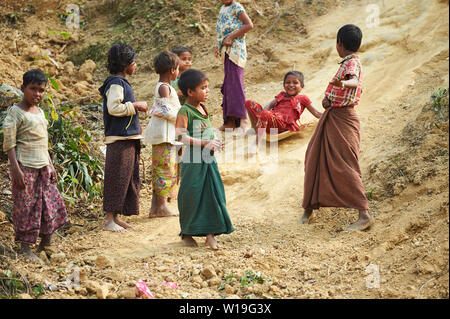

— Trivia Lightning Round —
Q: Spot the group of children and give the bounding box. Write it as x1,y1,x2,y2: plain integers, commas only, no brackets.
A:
2,0,373,262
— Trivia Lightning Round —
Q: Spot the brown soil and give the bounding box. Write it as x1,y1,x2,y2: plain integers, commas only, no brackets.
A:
0,0,448,299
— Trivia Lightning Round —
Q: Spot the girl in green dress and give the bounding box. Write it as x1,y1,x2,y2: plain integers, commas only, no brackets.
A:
175,69,234,250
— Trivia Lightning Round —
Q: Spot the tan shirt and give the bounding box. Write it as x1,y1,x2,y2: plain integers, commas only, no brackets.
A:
2,104,50,169
104,84,142,144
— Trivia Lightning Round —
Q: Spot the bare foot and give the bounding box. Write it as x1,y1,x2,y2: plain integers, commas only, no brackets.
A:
205,234,219,250
182,235,198,247
158,206,179,217
21,244,44,263
299,208,313,224
346,210,374,231
149,194,178,218
219,124,235,131
103,214,126,232
114,216,134,229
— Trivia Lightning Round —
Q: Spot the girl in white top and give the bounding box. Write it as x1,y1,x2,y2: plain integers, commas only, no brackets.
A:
143,51,182,218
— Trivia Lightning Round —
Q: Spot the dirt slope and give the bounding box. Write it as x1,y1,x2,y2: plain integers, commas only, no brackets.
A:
0,0,448,299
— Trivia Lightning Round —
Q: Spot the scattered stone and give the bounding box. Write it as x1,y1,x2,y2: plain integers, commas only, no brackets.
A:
2,190,12,195
39,251,49,263
95,255,114,269
208,277,221,287
96,285,109,299
201,265,217,280
119,287,137,299
50,252,66,263
225,294,240,299
18,293,33,299
85,280,101,294
78,60,96,82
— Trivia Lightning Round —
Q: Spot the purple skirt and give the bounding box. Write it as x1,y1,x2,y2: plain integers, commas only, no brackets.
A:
221,53,247,122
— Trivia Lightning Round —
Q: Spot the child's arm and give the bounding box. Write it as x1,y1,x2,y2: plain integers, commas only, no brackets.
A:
2,110,26,189
47,152,57,183
152,84,179,122
7,148,26,189
175,114,222,151
305,103,323,119
106,84,148,116
222,11,253,47
263,99,276,110
329,75,358,89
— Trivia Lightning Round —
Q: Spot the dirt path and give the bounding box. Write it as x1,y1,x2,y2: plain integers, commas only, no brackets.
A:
1,0,448,299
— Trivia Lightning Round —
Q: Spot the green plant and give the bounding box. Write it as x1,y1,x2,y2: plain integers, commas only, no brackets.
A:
239,270,265,287
39,92,104,204
431,88,448,119
366,189,374,201
0,270,24,298
32,284,44,297
47,30,72,39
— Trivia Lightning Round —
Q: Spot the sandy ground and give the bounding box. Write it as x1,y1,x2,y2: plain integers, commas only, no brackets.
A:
0,0,448,299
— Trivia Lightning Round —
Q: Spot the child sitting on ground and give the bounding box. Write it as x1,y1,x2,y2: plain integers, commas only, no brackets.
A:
143,51,182,218
171,46,193,104
2,69,70,262
245,71,322,154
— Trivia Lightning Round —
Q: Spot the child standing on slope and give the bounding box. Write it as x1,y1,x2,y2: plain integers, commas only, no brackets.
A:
171,46,193,104
143,51,182,218
215,0,253,132
99,43,148,232
300,25,374,231
2,69,69,262
175,69,234,250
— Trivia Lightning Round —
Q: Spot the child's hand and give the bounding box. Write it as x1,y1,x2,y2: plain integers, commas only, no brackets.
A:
133,101,148,113
222,36,233,47
11,166,27,190
205,139,223,152
214,47,220,59
49,165,58,184
329,79,344,88
322,97,331,109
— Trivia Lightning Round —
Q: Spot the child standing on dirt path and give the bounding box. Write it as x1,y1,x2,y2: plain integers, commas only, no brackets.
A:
245,71,322,154
143,51,182,218
99,43,148,232
175,69,234,250
215,0,253,132
300,24,374,231
171,46,193,104
2,69,70,262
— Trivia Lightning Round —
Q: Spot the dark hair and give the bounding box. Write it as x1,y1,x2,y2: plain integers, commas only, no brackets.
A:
178,69,208,97
283,71,304,87
337,24,362,52
154,51,179,75
171,46,192,56
23,69,48,88
107,43,136,74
